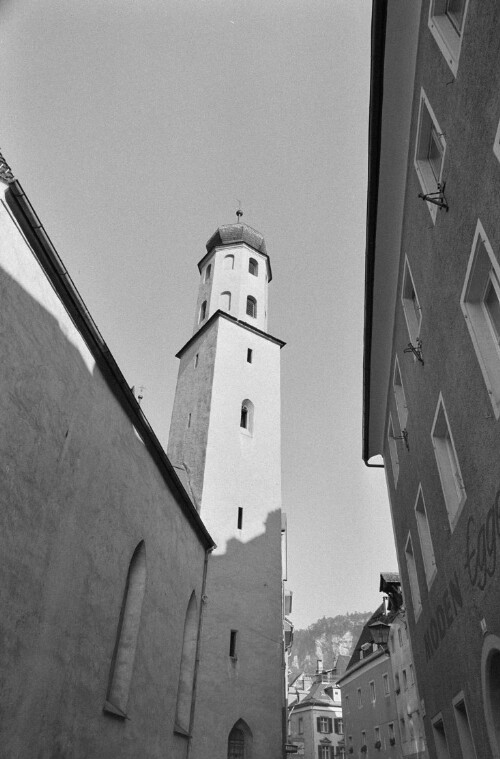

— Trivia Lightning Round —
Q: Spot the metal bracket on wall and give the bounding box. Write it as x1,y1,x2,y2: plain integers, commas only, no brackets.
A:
404,338,424,366
418,182,449,211
394,428,410,452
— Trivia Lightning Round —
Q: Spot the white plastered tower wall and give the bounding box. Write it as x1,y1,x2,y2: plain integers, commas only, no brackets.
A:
168,223,285,759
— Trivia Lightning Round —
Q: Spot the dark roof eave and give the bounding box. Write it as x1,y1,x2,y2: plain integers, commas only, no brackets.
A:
362,0,388,467
175,309,286,358
6,180,216,551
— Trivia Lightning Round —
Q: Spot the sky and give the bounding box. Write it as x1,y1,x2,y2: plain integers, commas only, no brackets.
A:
0,0,397,629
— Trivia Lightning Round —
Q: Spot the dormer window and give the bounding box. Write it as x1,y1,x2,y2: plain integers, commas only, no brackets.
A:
249,258,258,276
246,296,257,319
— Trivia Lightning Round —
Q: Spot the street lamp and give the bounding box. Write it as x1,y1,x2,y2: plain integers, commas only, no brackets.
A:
368,620,391,648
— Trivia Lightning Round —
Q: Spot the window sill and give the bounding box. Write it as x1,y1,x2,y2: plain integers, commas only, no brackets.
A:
174,723,191,738
103,701,128,720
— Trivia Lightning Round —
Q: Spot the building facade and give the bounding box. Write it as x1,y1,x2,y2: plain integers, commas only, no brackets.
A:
288,665,345,759
167,222,286,758
364,1,500,756
0,162,215,757
337,604,401,759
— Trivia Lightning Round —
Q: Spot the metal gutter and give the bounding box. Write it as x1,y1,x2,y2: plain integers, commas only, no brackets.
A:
6,179,215,551
362,0,388,467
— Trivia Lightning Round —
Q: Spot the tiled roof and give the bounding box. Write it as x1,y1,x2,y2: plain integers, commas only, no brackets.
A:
345,603,398,671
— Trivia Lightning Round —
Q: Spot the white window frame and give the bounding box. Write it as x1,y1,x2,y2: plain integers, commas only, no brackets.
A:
452,691,477,758
428,0,470,77
494,118,500,164
414,485,437,587
414,90,446,223
431,395,466,530
401,257,422,345
369,680,376,703
461,220,500,418
383,674,390,696
393,356,409,431
405,533,422,620
387,414,399,488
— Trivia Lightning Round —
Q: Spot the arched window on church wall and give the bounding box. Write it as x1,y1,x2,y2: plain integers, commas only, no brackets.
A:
105,541,147,717
175,591,198,734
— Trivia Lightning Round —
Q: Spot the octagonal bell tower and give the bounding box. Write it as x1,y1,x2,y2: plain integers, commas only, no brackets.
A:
168,219,285,759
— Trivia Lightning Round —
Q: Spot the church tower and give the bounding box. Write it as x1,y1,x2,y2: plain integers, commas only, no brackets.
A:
168,220,285,758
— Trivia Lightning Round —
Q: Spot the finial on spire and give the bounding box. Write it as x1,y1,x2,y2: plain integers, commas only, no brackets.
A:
236,200,243,222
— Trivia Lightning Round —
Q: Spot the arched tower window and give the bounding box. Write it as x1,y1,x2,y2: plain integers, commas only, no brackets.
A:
175,591,198,734
240,399,254,434
224,254,234,270
228,719,253,759
204,263,212,282
246,296,257,319
220,291,232,311
199,300,207,323
248,258,258,276
105,542,147,717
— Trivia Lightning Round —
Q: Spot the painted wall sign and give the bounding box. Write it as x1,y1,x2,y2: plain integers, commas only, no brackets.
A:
465,490,500,591
423,573,463,662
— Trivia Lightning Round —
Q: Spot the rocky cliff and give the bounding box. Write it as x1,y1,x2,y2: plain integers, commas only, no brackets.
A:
290,612,372,675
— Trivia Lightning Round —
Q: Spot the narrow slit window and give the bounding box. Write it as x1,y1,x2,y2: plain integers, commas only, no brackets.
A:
229,630,238,658
194,353,199,368
246,296,257,318
187,413,192,428
199,300,207,323
240,399,254,434
237,507,243,530
204,263,212,282
247,348,253,363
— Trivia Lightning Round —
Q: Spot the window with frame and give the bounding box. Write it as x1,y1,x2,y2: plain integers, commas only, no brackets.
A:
388,723,395,743
431,395,466,529
249,258,258,276
375,726,381,746
461,220,500,418
224,254,234,270
370,681,376,703
393,356,408,431
400,717,406,741
335,718,343,735
415,485,437,586
357,688,362,708
428,0,469,77
403,669,408,691
317,717,333,734
432,714,451,759
387,415,399,487
414,90,446,222
204,263,212,282
240,399,254,434
405,533,422,619
453,693,477,758
361,730,367,748
246,296,257,318
383,674,390,696
401,258,422,345
318,747,333,759
298,716,303,734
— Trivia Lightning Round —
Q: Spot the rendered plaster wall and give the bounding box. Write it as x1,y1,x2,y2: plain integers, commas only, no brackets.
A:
0,190,208,759
341,656,400,759
381,2,500,757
